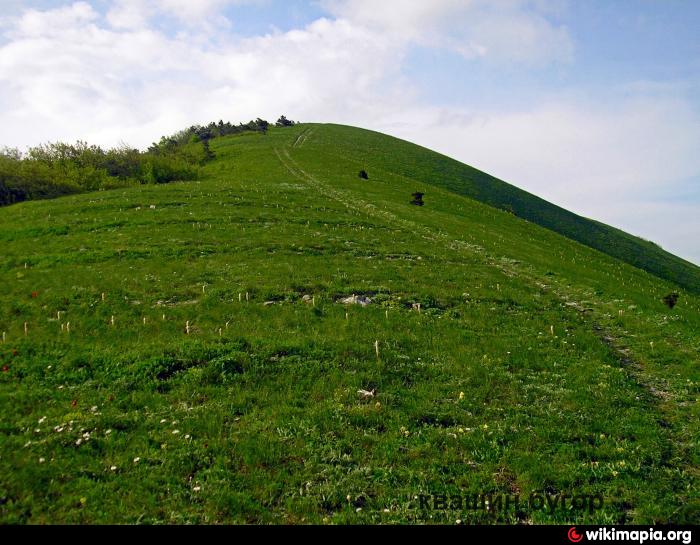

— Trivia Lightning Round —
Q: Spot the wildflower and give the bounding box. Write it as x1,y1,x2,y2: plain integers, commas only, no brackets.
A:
160,418,167,424
133,457,140,464
193,486,201,492
611,470,619,477
110,466,117,471
375,401,381,408
184,434,191,439
459,392,465,400
105,429,112,435
39,457,45,463
172,429,180,435
482,424,489,430
76,438,83,446
91,406,98,412
38,416,47,424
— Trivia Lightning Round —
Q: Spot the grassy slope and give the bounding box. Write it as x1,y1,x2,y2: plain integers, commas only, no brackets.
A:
0,124,698,524
312,124,700,294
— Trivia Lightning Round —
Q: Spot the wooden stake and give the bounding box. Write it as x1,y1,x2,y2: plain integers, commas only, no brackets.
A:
24,322,28,336
245,292,249,302
101,292,105,302
143,317,147,325
111,315,115,326
374,340,380,360
186,321,190,335
550,325,554,336
218,328,222,337
238,293,242,302
66,322,70,333
385,310,389,320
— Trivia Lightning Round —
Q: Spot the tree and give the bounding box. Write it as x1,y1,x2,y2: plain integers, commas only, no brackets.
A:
276,115,295,127
410,192,425,206
663,293,679,309
255,118,270,133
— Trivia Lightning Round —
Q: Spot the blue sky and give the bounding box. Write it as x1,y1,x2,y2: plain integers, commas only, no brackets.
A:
1,0,699,264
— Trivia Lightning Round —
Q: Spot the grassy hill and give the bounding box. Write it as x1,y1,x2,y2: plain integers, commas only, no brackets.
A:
0,124,698,524
311,124,700,294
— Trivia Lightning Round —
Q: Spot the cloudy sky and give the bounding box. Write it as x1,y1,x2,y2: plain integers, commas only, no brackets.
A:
1,1,699,264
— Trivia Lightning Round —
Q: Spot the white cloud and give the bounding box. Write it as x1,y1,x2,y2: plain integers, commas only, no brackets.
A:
321,0,573,64
106,0,265,29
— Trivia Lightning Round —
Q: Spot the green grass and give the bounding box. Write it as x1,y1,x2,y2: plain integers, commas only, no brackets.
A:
0,124,698,524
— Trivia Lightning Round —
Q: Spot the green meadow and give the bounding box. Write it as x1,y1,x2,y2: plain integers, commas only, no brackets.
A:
1,124,698,524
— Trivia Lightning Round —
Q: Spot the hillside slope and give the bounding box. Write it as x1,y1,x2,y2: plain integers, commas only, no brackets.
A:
0,124,698,524
308,124,700,293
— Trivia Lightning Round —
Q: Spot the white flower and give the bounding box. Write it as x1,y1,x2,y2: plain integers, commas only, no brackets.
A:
38,416,47,424
160,418,167,424
110,466,117,471
39,457,45,463
105,429,112,435
76,438,83,445
91,406,98,412
184,434,191,439
193,486,201,492
133,457,140,464
172,430,180,435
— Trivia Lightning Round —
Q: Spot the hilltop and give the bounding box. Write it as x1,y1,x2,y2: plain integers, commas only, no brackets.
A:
0,124,698,524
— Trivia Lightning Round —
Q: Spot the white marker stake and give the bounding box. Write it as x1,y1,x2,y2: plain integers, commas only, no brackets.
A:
186,321,190,335
162,314,166,321
219,328,222,337
111,316,115,326
143,317,147,326
24,322,28,336
101,293,105,302
2,332,5,343
385,310,389,320
246,292,249,302
66,322,70,333
374,340,380,360
550,325,554,336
